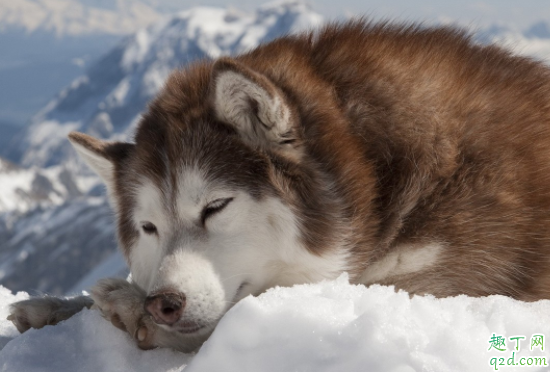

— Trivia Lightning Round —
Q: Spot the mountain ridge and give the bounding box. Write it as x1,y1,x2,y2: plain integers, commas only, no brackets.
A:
8,1,324,169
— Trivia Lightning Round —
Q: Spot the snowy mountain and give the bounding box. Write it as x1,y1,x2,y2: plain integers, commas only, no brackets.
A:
8,1,323,168
0,197,121,295
0,157,81,214
0,1,324,295
0,156,115,295
478,21,550,63
0,30,119,132
0,0,176,138
0,124,19,158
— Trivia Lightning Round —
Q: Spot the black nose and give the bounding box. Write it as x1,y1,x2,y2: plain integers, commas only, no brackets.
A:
144,291,186,326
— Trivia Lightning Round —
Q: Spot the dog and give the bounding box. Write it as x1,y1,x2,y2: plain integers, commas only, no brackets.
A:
8,20,550,352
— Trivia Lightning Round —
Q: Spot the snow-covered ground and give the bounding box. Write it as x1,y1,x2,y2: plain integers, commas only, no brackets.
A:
1,275,549,371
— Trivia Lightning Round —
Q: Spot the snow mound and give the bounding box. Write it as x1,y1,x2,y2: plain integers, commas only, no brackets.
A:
1,275,549,371
0,310,190,372
0,286,27,352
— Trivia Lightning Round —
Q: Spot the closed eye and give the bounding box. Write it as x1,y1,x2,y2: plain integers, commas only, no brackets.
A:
141,221,158,235
201,197,233,226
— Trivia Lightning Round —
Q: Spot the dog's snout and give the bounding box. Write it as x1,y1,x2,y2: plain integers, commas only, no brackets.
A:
144,292,186,326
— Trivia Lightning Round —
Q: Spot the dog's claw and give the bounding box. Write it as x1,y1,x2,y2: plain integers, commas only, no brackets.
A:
110,313,127,332
91,279,160,350
89,279,196,352
137,327,147,342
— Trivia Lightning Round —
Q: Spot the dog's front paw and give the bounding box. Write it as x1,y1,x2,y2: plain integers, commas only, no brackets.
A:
90,278,159,350
7,295,94,333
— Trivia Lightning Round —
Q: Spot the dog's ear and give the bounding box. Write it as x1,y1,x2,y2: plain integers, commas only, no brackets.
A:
210,58,300,154
68,132,133,188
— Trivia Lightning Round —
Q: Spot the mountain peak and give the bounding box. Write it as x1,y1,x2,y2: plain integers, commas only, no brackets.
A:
525,21,550,39
11,2,323,168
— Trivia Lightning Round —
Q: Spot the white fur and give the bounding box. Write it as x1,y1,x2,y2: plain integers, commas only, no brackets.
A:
175,168,216,223
260,197,350,288
130,179,168,291
11,142,351,350
68,139,119,210
68,140,114,187
213,70,292,144
128,168,350,332
360,243,443,285
152,253,226,327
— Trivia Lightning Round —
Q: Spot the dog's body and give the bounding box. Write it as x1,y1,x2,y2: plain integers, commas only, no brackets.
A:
9,21,550,351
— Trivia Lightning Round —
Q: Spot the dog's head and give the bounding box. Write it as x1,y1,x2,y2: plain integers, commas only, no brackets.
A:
69,58,349,346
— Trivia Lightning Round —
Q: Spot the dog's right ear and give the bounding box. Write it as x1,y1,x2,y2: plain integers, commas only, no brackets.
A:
68,132,134,188
210,58,301,158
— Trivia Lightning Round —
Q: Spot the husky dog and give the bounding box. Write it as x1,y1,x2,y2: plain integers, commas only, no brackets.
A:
8,21,550,351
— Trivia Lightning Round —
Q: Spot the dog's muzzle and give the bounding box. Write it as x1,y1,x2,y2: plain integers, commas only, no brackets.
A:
144,291,186,326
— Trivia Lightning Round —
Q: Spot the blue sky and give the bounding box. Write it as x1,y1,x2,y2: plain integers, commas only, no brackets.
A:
153,0,550,29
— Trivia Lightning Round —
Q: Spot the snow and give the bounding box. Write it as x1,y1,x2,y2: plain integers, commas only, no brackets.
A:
68,251,128,295
0,305,191,372
481,25,550,63
0,286,27,351
0,197,119,295
0,166,35,212
1,275,549,371
0,160,79,214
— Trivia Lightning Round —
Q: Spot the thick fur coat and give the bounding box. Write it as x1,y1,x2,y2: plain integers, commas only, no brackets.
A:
8,21,550,351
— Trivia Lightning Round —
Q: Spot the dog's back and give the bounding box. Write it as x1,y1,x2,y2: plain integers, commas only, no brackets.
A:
221,22,550,300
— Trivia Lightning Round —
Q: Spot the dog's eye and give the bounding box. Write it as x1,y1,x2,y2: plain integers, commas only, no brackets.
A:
201,198,233,225
142,222,158,235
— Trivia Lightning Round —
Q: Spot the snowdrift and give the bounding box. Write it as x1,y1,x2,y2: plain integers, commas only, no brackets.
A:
1,275,549,372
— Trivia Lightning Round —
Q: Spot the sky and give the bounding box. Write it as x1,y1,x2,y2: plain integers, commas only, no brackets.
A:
149,0,550,29
1,0,547,130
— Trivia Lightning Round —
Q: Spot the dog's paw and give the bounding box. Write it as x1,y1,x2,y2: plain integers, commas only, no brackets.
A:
90,278,199,351
7,295,93,333
90,278,159,350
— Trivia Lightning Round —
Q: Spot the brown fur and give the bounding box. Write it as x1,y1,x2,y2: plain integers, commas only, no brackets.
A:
104,20,550,301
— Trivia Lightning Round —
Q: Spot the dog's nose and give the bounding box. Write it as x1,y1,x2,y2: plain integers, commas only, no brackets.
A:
144,291,186,326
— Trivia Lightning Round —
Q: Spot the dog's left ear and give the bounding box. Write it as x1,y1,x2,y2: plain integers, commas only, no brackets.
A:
210,58,300,154
68,132,134,190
